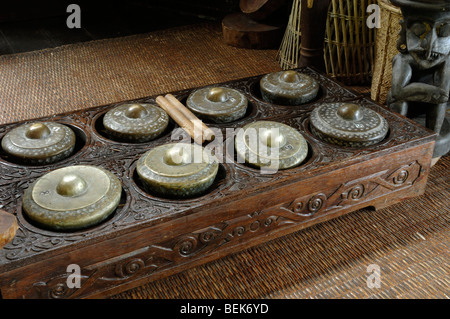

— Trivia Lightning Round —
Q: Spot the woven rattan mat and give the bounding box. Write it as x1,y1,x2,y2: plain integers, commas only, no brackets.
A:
0,23,282,125
0,23,448,299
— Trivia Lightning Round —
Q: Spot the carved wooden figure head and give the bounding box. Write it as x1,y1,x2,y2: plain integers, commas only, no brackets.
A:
393,0,450,69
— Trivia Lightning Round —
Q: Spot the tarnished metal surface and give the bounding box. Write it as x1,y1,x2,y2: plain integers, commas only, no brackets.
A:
235,120,309,170
136,143,219,198
1,122,75,164
260,70,319,105
103,103,169,142
186,86,248,123
310,102,389,147
22,165,122,231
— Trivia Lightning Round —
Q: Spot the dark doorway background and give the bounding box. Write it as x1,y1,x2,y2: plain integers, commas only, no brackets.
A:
0,0,240,55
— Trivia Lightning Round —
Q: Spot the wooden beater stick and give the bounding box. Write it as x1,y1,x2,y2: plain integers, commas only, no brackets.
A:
155,95,205,145
165,94,215,142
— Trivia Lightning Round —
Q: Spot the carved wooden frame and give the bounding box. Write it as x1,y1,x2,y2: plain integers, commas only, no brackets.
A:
0,67,436,299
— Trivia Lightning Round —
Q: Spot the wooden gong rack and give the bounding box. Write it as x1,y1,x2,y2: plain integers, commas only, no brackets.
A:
0,67,436,299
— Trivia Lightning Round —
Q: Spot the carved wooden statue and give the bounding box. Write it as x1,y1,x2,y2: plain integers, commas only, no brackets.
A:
388,0,450,157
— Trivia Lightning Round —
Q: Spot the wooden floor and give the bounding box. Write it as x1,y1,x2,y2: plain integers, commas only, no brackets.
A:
0,1,231,56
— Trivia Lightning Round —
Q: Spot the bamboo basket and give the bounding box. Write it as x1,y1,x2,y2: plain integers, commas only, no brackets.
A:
324,0,377,85
277,0,377,85
370,0,402,105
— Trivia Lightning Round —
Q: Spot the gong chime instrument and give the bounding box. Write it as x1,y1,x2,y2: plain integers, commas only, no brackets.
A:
3,70,390,231
0,68,435,299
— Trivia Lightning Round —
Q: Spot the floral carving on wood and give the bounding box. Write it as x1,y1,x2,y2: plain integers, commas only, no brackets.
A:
30,160,423,298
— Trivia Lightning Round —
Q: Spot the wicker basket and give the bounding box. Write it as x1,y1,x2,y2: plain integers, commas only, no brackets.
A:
278,0,377,85
324,0,377,85
370,0,402,105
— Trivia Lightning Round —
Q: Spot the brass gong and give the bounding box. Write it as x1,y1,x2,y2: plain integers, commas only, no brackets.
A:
136,143,219,198
22,165,122,231
186,86,248,123
310,102,389,147
103,103,169,142
235,120,309,170
1,122,76,164
259,70,319,105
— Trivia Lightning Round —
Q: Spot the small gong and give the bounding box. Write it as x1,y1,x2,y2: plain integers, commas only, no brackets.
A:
260,70,319,105
1,122,76,164
186,86,248,123
235,120,308,170
136,143,219,198
103,103,169,142
22,165,122,231
310,102,389,147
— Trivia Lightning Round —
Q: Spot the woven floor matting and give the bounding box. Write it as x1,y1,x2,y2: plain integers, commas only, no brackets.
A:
0,23,282,125
0,23,448,299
